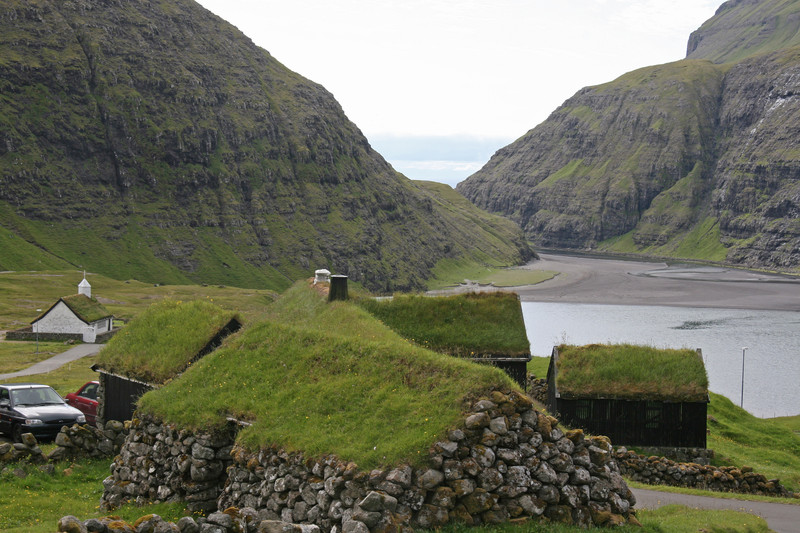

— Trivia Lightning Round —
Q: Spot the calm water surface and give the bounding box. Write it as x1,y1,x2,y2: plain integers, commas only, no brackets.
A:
522,302,800,418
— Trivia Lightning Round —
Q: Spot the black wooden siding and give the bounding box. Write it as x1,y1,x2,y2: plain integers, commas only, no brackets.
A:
101,373,152,423
551,396,707,448
469,356,530,389
546,349,708,448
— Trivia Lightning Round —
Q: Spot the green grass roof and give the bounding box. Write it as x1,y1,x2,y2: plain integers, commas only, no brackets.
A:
357,291,530,358
137,283,516,469
96,299,240,384
554,343,709,402
37,294,112,324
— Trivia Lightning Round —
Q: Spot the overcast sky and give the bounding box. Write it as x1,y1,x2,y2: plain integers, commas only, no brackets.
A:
195,0,723,184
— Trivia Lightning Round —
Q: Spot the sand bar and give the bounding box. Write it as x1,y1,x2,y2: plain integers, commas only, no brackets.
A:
497,253,800,311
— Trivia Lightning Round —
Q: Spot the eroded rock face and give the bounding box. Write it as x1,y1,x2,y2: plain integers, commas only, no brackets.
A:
0,0,531,292
457,1,800,272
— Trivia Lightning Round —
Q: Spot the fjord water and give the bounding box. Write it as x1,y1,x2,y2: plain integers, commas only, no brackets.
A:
522,302,800,418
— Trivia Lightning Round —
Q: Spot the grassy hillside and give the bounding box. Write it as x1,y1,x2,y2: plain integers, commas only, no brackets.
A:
459,0,800,272
687,0,800,64
708,392,800,491
0,0,532,293
0,270,275,332
137,282,517,469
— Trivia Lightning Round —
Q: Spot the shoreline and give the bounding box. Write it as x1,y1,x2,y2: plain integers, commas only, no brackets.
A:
494,253,800,312
438,253,800,312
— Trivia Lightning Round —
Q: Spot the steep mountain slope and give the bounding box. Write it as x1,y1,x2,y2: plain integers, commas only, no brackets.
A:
687,0,800,63
0,0,531,291
458,0,800,271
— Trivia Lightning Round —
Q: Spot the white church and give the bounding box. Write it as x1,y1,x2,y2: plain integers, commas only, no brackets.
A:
32,276,113,343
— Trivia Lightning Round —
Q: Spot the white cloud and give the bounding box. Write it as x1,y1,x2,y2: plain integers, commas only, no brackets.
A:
196,0,721,139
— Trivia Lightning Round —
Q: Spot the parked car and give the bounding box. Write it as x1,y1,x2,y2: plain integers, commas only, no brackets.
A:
65,380,99,426
0,383,86,442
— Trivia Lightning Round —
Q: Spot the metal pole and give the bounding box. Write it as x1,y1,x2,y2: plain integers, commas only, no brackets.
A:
740,347,747,408
35,309,41,354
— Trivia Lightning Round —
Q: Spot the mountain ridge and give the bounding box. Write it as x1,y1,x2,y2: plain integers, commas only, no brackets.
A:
457,0,800,272
0,0,532,291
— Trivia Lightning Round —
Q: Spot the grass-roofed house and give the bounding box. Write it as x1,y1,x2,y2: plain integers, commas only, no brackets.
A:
358,291,531,387
30,276,113,342
547,344,710,448
92,300,242,424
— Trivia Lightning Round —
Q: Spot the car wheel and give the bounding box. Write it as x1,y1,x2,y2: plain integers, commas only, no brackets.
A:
11,423,23,443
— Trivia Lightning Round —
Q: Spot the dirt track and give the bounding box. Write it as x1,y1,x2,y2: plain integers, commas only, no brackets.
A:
509,253,800,311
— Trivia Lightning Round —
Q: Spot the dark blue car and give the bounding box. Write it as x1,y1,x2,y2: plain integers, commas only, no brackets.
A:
0,383,86,442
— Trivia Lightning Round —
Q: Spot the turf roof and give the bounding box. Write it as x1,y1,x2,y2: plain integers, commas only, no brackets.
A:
96,299,240,384
358,291,530,358
34,294,112,324
137,282,517,468
554,343,709,402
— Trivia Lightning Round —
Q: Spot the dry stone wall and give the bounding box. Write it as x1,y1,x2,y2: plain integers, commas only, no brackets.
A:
102,416,238,513
615,448,794,498
57,510,315,533
102,391,638,530
0,422,127,466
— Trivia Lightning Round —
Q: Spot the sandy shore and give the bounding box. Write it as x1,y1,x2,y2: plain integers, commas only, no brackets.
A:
498,253,800,311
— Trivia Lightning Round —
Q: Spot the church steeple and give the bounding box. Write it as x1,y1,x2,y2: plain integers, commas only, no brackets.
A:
78,272,91,298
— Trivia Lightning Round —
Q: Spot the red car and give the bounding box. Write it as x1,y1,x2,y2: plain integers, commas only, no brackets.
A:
65,381,99,426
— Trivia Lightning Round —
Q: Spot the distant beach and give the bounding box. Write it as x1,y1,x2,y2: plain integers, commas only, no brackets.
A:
511,253,800,312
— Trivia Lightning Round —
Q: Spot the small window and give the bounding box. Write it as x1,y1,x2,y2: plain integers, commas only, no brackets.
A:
80,383,99,400
645,401,662,429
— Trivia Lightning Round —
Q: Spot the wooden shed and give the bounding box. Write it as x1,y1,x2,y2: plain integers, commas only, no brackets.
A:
92,300,242,423
359,291,531,388
546,344,709,448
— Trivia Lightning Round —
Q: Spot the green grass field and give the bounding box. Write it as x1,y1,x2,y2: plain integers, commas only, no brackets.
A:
708,392,800,492
0,459,189,533
0,341,68,374
0,270,275,331
427,261,556,290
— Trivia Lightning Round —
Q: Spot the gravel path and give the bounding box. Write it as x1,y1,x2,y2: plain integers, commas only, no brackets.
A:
0,343,101,381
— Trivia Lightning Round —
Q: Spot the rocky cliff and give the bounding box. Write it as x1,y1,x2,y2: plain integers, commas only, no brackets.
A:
458,0,800,271
0,0,531,291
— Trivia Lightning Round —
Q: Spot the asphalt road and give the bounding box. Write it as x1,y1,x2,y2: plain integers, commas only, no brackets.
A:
633,487,800,533
0,343,102,381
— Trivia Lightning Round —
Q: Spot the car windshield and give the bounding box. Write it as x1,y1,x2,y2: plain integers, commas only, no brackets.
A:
10,387,65,406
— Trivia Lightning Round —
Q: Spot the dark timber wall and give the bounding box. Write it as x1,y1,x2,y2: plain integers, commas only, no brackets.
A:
99,372,152,423
546,349,708,448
